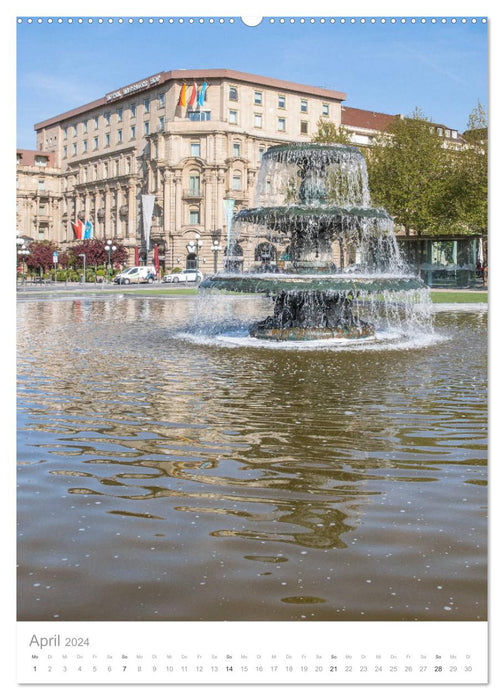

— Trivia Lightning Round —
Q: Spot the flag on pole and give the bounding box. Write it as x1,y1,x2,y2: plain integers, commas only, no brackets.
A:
83,220,93,239
141,194,156,256
134,246,139,266
71,220,83,239
178,84,187,106
154,244,159,275
198,81,208,106
188,82,197,107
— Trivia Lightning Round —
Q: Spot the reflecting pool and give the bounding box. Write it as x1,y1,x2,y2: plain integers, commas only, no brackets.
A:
17,294,487,621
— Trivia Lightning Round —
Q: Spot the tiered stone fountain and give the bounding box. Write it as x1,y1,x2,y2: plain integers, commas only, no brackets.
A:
201,143,426,341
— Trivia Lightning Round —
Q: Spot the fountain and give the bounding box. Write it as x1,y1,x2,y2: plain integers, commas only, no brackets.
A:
200,143,428,342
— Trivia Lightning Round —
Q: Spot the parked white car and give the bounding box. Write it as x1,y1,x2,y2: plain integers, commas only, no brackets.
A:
114,266,156,284
162,269,204,284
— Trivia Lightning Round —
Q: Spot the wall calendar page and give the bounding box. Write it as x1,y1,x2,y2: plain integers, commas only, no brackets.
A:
13,3,490,694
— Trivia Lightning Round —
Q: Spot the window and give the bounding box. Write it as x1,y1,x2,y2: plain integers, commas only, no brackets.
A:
278,117,286,131
105,113,111,126
278,94,286,109
83,140,88,152
105,134,110,147
437,127,443,136
72,144,77,156
144,121,150,135
189,111,211,121
158,92,165,108
189,208,200,224
191,142,201,157
94,117,99,129
232,172,242,190
452,130,458,138
93,137,98,150
34,155,48,166
63,146,67,158
73,124,77,136
130,125,136,139
144,98,150,113
38,179,45,190
131,103,136,117
301,99,308,113
254,91,263,105
117,129,123,144
117,107,123,122
233,142,241,157
258,146,265,161
322,104,329,116
83,120,88,133
300,121,308,134
189,172,201,196
63,127,68,139
158,116,165,132
229,86,238,101
229,110,238,124
254,114,263,128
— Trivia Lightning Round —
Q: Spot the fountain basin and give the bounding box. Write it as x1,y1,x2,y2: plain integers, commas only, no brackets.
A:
200,273,426,295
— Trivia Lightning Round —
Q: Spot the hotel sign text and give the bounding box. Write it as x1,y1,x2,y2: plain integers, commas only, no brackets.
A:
106,74,162,102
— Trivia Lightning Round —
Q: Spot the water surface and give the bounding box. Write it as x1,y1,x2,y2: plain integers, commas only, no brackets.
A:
17,294,487,621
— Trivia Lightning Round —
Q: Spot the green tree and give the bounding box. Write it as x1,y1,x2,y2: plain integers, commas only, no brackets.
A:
364,108,449,236
456,101,488,236
312,118,353,145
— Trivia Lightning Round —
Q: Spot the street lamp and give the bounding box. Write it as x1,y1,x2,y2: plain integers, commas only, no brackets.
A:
17,245,29,283
211,239,222,273
79,253,86,284
186,233,203,271
104,239,117,282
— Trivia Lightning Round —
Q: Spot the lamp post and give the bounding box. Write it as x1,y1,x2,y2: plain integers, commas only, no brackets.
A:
17,244,29,283
79,254,86,284
104,239,117,283
211,239,222,273
186,233,203,271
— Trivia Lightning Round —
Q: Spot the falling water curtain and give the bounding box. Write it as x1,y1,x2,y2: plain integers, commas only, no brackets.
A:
223,198,235,266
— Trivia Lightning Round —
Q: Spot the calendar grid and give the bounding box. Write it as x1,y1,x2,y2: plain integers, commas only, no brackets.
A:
17,621,488,684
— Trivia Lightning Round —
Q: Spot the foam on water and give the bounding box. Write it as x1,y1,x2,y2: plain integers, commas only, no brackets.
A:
175,327,444,352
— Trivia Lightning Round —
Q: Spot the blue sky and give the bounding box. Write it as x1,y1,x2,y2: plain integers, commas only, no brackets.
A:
16,15,487,149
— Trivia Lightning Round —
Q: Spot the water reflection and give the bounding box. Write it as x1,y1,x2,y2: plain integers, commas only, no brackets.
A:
17,296,487,621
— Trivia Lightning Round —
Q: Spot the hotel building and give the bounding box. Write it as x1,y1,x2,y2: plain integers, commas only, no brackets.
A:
17,68,470,278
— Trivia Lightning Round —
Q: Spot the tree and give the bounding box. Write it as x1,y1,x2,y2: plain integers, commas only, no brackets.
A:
25,241,58,273
457,101,488,237
68,239,129,268
364,105,488,239
312,118,353,145
364,108,449,236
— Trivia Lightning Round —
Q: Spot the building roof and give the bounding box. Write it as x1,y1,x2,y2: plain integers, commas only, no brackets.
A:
341,106,397,131
16,149,56,167
34,68,347,131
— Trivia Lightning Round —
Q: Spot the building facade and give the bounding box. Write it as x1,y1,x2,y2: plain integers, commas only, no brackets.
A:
24,69,346,273
17,67,476,283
